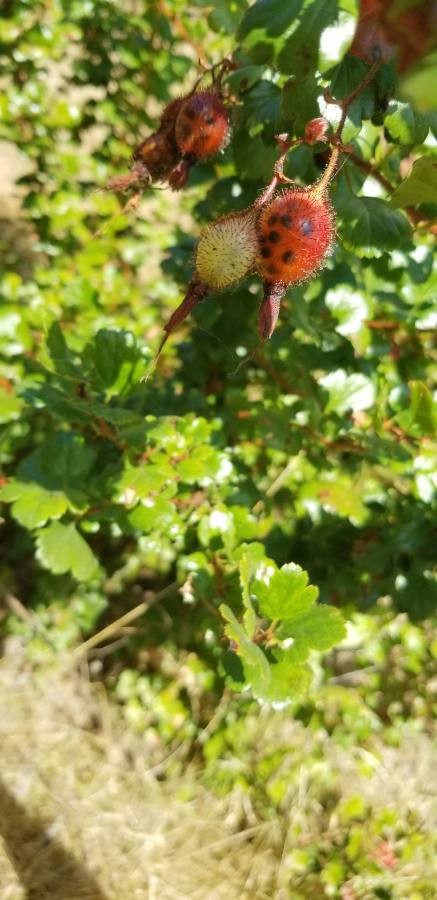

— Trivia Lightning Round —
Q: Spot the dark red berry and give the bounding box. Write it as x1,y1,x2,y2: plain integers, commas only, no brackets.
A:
175,90,229,160
257,189,334,285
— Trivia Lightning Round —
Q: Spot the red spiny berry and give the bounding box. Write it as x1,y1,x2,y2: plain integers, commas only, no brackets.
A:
175,90,229,161
257,189,334,287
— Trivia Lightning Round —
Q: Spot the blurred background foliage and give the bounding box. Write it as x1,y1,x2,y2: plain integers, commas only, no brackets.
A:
0,1,436,896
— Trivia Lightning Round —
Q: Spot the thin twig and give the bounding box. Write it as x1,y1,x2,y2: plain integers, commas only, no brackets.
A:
71,581,177,660
316,59,381,196
346,150,426,228
346,149,394,194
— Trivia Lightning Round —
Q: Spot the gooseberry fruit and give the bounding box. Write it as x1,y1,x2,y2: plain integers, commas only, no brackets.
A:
256,188,334,339
174,90,229,161
195,209,259,290
156,207,259,355
257,189,334,286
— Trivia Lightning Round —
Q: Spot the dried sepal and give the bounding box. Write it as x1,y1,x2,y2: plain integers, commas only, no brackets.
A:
157,281,210,358
258,281,287,341
304,117,330,145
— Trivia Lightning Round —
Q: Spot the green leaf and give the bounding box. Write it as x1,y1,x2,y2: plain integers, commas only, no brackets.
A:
278,605,347,650
238,0,304,40
22,383,143,429
238,543,268,606
177,445,225,483
390,156,437,209
397,380,437,438
226,65,265,94
38,433,97,484
83,329,146,396
117,462,174,503
327,56,374,122
281,75,320,135
46,322,81,378
36,522,99,581
0,432,97,528
242,80,283,138
319,369,375,413
9,433,95,508
233,130,278,181
0,385,23,422
0,480,68,529
255,658,312,703
384,101,429,146
238,544,267,636
300,476,369,524
325,285,370,353
278,0,338,76
128,498,181,533
401,52,437,113
318,5,358,72
337,196,412,257
220,604,271,693
239,641,272,695
207,0,246,34
198,507,236,549
253,563,319,620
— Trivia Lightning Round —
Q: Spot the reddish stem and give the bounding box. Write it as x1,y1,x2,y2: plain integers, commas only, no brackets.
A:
314,59,381,196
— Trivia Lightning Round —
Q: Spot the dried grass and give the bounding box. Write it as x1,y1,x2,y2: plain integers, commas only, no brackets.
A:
0,639,276,900
1,638,435,900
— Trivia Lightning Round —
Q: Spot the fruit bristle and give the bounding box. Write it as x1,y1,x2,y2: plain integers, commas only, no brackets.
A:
175,90,229,161
195,209,258,291
257,189,334,285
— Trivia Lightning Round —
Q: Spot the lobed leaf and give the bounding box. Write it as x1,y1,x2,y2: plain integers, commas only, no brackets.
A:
253,563,319,620
390,156,437,209
36,522,99,581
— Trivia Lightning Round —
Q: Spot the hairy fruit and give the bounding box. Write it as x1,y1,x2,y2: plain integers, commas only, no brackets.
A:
256,189,334,340
175,90,229,161
257,189,334,286
195,209,258,290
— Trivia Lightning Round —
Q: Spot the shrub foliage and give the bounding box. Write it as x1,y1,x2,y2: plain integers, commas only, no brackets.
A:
0,1,435,704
